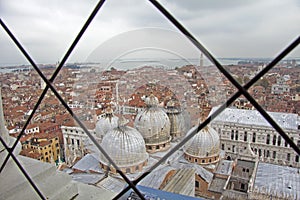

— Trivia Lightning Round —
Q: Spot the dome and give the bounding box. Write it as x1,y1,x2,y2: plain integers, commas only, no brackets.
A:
134,95,171,152
165,100,190,139
99,119,148,169
95,108,118,139
184,125,220,164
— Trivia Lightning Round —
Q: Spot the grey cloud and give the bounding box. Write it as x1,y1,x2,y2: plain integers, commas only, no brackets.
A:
0,0,299,65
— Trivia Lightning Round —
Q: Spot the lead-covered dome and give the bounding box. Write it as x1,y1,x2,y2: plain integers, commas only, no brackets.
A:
165,99,190,140
184,125,220,165
99,117,148,173
95,108,118,139
134,94,171,153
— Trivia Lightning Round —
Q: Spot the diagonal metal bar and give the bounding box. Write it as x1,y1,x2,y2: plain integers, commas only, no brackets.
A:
0,137,46,200
113,6,300,200
148,0,300,154
0,0,106,171
0,19,52,173
114,35,300,200
1,2,145,199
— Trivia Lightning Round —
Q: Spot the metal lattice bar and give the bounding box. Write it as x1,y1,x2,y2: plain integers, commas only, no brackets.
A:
113,1,300,198
0,0,299,199
0,1,145,199
113,35,300,199
148,0,300,154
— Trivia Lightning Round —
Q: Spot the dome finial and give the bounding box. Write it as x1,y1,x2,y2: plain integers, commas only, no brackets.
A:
145,93,159,107
117,115,129,128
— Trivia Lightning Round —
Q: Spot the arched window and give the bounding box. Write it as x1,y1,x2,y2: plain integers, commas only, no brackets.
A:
252,132,256,143
244,131,247,142
266,134,270,144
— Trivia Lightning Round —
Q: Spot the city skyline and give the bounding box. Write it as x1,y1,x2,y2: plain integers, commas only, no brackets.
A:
1,0,300,66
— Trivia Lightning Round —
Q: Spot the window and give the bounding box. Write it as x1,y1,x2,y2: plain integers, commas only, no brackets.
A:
273,151,276,159
235,131,238,140
195,181,199,188
266,134,270,145
287,153,291,161
273,135,276,145
244,131,247,142
231,130,234,140
252,132,256,143
296,155,299,163
221,143,224,150
277,136,281,146
241,183,246,190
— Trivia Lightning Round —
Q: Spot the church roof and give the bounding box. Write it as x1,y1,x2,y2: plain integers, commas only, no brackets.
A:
183,125,220,158
99,122,148,168
134,95,171,144
95,109,118,138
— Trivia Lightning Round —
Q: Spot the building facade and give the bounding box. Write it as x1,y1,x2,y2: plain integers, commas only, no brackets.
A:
210,106,300,167
61,125,97,165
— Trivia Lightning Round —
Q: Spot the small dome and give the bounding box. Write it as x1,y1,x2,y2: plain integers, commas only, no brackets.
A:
99,124,148,168
95,108,118,139
165,101,190,139
184,126,220,159
134,96,171,147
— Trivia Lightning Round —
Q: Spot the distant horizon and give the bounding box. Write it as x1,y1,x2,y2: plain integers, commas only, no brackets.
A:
1,56,299,69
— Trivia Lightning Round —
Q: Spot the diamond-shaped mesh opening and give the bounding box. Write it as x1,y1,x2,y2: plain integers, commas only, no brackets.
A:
0,1,299,200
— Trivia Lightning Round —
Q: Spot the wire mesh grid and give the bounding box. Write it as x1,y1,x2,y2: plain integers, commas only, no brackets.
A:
0,0,299,200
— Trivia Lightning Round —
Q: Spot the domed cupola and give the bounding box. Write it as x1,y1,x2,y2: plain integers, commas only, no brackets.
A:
95,107,118,140
165,99,189,140
183,125,220,165
99,117,148,174
134,94,171,153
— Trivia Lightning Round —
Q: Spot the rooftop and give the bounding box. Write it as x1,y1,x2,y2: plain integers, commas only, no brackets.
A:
210,106,299,130
254,162,300,198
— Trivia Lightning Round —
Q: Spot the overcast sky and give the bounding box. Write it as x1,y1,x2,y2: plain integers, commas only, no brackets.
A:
0,0,299,66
